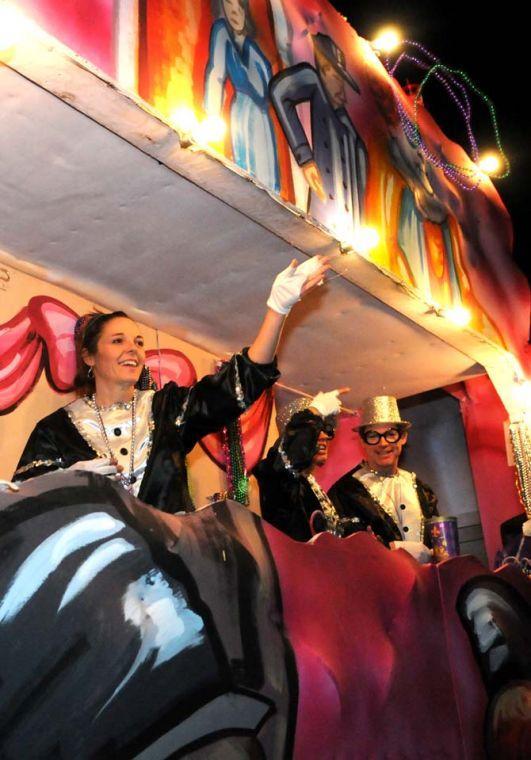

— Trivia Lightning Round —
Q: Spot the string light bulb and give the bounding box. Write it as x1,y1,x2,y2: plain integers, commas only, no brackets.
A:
169,106,199,137
169,107,226,147
440,305,472,327
512,381,531,425
477,152,502,175
0,2,26,52
372,27,402,55
351,226,380,255
332,215,379,256
195,114,226,145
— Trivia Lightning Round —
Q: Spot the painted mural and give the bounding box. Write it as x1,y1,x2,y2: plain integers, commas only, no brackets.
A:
10,0,529,373
135,0,528,365
0,473,529,757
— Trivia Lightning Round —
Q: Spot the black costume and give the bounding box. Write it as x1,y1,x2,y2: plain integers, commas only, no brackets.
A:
255,409,438,545
329,465,438,547
14,349,279,513
255,409,359,541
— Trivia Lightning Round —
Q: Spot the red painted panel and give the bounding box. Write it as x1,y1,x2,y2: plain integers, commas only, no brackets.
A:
448,377,525,566
16,0,115,76
265,525,488,759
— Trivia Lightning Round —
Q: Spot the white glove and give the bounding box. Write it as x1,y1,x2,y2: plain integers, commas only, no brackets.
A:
68,458,120,477
391,540,433,564
311,389,343,418
267,258,323,315
0,480,20,492
522,519,531,537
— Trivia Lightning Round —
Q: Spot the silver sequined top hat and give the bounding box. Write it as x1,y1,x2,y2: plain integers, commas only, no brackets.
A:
312,32,360,94
276,397,313,435
354,395,411,431
276,396,340,436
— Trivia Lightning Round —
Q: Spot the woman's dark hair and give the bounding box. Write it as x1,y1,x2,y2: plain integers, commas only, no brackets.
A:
73,311,128,396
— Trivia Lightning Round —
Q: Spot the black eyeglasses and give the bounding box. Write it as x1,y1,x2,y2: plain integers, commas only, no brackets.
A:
322,423,336,439
360,428,403,445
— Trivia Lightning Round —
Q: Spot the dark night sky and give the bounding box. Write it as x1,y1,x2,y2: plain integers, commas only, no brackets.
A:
333,0,529,277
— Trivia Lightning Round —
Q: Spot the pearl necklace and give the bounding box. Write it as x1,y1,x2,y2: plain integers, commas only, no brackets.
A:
91,391,137,491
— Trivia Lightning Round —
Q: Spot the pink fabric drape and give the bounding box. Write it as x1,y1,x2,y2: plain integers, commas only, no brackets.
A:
446,377,525,566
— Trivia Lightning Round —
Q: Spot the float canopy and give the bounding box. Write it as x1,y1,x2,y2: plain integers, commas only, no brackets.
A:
0,45,485,408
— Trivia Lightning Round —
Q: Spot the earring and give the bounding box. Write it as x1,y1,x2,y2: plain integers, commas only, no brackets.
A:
137,365,157,391
87,366,94,380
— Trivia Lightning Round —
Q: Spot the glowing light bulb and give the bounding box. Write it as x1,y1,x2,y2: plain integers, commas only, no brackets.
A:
331,214,354,249
372,27,402,55
169,106,199,137
351,226,380,255
0,3,26,51
441,305,472,327
513,380,531,414
195,114,227,145
477,152,502,175
333,218,380,256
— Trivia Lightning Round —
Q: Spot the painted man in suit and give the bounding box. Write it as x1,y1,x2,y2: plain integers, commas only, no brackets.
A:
269,33,367,239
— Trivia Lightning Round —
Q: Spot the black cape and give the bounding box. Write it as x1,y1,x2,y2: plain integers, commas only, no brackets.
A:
255,409,347,542
329,465,439,547
255,409,438,545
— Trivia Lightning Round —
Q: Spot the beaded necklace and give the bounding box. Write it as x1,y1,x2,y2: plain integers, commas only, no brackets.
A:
356,465,425,542
306,474,341,534
89,391,137,491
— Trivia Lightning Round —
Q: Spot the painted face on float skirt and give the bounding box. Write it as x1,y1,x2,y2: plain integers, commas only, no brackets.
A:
84,316,145,389
360,424,408,472
312,430,333,468
223,0,246,34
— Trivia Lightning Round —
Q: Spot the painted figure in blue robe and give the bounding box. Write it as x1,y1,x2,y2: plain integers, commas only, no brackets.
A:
204,0,280,193
389,132,461,305
368,70,462,306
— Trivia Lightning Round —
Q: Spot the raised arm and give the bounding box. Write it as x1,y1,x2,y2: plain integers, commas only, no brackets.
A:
172,257,329,451
248,257,328,363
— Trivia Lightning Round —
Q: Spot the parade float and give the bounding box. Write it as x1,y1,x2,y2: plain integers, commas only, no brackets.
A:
0,1,530,757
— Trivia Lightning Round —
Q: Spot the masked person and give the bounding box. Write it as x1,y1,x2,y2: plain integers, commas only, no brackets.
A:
10,258,328,513
254,388,360,541
328,396,438,563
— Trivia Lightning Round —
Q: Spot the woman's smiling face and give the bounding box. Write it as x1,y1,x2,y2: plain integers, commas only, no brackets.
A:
83,316,145,390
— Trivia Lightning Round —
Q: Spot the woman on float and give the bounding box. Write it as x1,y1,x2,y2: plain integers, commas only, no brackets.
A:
11,258,327,512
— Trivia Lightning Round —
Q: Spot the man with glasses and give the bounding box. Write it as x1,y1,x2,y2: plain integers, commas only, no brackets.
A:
328,396,438,563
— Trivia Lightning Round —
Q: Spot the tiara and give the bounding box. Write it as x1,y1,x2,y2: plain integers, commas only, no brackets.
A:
73,312,105,341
